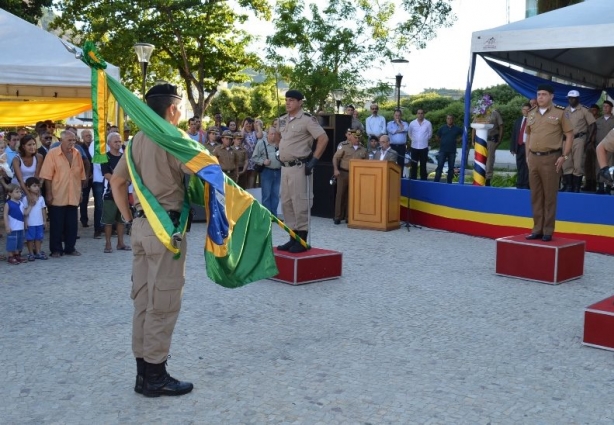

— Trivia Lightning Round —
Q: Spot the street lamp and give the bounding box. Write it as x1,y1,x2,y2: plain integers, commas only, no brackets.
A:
133,43,155,101
391,57,409,110
332,88,344,114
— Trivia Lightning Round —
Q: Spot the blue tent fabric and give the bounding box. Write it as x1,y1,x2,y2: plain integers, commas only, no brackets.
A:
483,57,614,106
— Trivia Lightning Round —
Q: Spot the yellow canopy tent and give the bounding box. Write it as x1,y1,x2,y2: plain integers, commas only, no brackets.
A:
0,9,120,127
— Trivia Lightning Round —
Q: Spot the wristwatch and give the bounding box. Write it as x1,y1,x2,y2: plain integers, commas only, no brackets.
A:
563,154,569,160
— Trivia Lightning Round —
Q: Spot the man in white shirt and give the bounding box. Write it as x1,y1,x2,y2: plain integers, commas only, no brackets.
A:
408,109,433,180
386,109,409,168
366,103,386,139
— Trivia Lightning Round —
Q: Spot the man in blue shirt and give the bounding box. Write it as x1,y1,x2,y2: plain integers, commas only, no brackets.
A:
435,114,463,183
386,109,409,169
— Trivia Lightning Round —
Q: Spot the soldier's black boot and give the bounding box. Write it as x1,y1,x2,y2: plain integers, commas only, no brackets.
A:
289,231,309,253
142,361,193,398
573,175,582,193
277,232,296,251
134,358,146,394
485,179,491,186
560,174,572,192
596,182,606,194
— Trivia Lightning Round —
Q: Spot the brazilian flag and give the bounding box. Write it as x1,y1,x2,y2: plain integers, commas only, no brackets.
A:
82,42,277,288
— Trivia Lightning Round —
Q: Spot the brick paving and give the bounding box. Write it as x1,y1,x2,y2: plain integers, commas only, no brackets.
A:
1,214,613,424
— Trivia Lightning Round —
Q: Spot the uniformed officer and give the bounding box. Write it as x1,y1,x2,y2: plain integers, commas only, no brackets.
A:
110,83,193,397
232,132,248,188
561,90,596,192
593,101,614,194
596,127,614,186
332,129,367,224
213,130,238,181
525,84,573,242
277,89,329,253
203,126,219,154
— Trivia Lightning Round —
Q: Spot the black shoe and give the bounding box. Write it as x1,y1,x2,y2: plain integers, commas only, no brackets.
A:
81,222,90,228
289,231,309,253
142,361,193,398
135,358,145,394
277,234,296,251
525,233,543,240
485,179,491,186
333,219,341,225
542,235,552,242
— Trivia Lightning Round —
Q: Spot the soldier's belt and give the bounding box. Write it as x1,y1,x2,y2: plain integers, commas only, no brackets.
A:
574,132,587,139
530,149,561,156
339,168,349,172
280,155,311,167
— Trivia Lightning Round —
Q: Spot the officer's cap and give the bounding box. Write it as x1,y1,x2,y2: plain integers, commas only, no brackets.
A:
233,132,244,139
221,130,233,138
207,126,219,133
537,84,554,94
567,89,580,98
347,128,363,137
145,83,182,100
285,90,304,101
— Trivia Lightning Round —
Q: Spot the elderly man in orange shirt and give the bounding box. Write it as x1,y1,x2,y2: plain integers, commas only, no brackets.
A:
39,130,86,257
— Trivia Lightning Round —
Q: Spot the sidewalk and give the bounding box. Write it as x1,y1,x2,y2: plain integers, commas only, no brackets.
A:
1,217,613,424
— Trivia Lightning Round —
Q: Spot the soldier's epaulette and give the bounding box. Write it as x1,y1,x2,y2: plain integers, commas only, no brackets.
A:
529,105,537,111
304,112,312,117
555,104,565,110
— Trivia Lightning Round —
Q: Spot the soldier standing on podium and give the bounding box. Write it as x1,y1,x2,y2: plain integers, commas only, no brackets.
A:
525,84,573,242
332,129,368,225
277,90,329,253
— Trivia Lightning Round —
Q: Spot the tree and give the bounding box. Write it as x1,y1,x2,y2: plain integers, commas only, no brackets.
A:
265,0,455,112
537,0,583,14
209,82,279,124
51,0,271,116
0,0,52,24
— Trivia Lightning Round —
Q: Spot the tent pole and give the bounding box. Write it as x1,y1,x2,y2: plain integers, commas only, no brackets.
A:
460,53,477,185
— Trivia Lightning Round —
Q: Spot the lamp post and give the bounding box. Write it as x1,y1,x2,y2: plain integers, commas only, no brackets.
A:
332,88,344,114
391,57,409,110
133,43,155,101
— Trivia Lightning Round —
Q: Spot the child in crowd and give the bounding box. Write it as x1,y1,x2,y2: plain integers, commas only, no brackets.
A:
3,184,30,264
22,177,47,260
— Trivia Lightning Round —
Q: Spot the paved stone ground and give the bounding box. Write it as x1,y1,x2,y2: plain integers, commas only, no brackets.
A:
2,212,614,424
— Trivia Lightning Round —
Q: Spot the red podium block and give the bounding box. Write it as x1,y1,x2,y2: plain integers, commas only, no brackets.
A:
583,296,614,351
271,247,342,285
495,235,585,284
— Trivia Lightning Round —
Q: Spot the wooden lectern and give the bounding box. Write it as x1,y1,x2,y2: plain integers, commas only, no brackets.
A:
347,159,401,231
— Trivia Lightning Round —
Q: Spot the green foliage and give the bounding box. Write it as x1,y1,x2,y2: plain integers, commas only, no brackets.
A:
209,83,280,125
403,92,455,114
490,173,517,188
537,0,582,14
472,85,519,106
1,0,52,24
266,0,455,112
51,0,271,116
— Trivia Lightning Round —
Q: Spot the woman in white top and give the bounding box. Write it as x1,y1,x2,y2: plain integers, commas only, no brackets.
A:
12,135,43,201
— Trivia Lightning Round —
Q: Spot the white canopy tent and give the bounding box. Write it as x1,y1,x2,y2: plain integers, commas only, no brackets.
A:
470,0,614,89
459,0,614,182
0,9,120,126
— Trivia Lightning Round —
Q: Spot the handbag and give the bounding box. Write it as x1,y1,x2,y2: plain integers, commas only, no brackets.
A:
254,140,268,173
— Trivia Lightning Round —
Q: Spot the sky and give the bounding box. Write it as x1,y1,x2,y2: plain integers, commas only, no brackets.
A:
244,0,526,94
